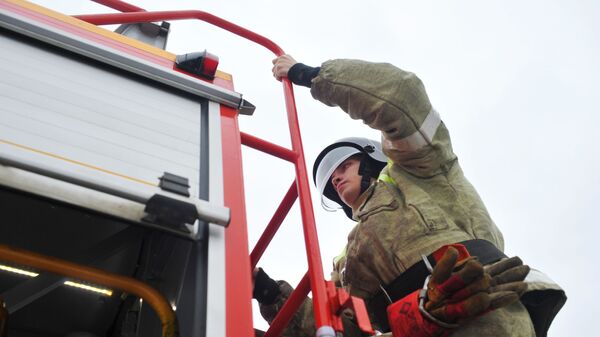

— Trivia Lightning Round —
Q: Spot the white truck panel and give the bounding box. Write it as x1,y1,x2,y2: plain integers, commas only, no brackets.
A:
0,32,203,198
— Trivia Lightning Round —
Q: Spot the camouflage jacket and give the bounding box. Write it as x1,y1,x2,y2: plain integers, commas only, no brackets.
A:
260,60,562,337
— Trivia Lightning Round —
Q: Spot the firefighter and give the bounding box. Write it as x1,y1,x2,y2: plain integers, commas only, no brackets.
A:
253,55,565,337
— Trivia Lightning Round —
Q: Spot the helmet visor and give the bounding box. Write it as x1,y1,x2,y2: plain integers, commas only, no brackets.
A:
315,146,361,210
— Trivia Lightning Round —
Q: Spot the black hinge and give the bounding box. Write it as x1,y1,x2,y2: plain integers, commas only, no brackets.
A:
143,194,196,231
158,172,190,197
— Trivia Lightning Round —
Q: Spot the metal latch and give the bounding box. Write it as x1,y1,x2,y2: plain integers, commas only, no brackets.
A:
158,172,190,197
325,281,375,336
143,194,196,231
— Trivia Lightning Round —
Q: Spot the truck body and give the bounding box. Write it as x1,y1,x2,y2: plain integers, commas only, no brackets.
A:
0,1,374,337
0,1,252,336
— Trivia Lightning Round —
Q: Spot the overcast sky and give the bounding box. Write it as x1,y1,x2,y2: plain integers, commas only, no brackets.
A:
30,1,600,336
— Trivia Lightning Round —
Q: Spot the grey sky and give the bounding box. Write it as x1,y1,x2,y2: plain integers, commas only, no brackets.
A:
29,1,600,336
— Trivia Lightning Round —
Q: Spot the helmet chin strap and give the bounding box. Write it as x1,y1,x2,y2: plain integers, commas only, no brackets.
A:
337,156,380,221
358,156,376,195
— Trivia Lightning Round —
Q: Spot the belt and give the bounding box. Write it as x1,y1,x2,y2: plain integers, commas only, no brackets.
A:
366,239,506,331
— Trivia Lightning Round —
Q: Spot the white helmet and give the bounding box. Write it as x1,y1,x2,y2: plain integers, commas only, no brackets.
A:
312,137,387,219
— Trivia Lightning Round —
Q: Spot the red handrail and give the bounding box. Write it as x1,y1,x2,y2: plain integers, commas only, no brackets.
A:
241,132,297,163
73,7,334,332
74,11,284,55
91,0,144,12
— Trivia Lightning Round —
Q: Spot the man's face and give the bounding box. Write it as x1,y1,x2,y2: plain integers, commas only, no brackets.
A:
330,157,362,208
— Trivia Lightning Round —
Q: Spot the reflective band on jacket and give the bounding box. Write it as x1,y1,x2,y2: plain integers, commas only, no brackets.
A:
521,269,567,337
525,269,560,287
378,173,395,185
378,160,396,185
333,245,348,265
382,108,441,151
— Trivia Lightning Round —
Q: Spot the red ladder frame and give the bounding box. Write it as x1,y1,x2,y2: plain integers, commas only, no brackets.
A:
76,2,374,336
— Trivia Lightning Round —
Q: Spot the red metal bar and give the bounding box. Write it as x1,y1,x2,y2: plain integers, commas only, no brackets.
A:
91,0,145,12
241,132,297,163
250,181,298,269
263,272,311,337
326,281,374,335
74,8,333,330
221,106,254,337
348,297,375,335
281,79,331,328
74,11,284,55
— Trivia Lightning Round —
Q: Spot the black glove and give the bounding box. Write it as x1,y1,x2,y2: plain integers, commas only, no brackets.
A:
253,268,281,305
287,63,320,88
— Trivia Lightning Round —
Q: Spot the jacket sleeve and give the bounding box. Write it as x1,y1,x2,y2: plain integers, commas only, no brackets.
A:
258,280,316,337
310,59,456,177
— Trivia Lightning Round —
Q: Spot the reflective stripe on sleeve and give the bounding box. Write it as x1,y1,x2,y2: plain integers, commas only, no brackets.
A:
525,268,561,288
382,108,441,151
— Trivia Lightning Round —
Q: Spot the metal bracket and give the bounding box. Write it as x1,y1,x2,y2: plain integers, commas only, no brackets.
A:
158,172,191,197
143,194,197,231
325,281,374,336
0,157,231,232
238,97,256,116
114,21,170,50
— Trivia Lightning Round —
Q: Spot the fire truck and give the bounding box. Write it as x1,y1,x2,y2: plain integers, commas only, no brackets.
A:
0,1,373,336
